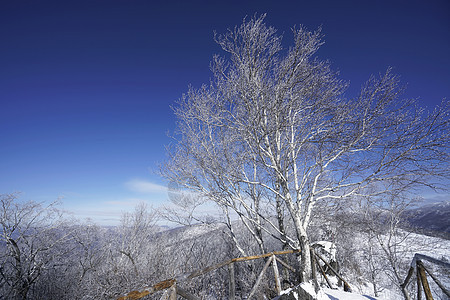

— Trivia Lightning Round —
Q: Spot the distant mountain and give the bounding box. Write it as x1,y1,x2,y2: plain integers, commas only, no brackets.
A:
403,201,450,237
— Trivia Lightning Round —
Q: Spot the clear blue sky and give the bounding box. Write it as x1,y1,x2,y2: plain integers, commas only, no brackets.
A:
1,0,449,225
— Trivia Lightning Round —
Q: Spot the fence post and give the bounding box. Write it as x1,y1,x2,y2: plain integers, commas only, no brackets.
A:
310,249,317,282
417,261,433,300
421,263,450,298
272,254,282,295
228,262,236,300
310,249,321,292
169,282,177,300
417,262,422,300
248,255,273,300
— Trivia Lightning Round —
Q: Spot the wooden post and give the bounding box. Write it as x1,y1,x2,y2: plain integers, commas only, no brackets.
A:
417,263,422,300
248,256,273,300
169,282,177,300
417,261,433,300
272,254,282,295
310,249,317,283
169,283,177,300
228,262,236,300
421,263,450,298
310,249,321,292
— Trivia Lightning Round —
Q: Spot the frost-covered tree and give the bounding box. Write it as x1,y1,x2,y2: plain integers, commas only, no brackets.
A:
357,191,433,299
0,193,73,300
162,15,449,283
92,203,160,298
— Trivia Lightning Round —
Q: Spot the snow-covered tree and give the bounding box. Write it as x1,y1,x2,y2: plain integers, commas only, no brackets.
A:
162,14,449,283
0,193,73,300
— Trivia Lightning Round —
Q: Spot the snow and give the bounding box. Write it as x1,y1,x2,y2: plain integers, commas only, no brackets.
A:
300,282,330,300
313,241,337,260
277,285,381,300
324,288,378,300
276,283,340,300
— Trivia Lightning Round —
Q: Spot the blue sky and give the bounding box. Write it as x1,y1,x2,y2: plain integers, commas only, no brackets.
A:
1,0,449,225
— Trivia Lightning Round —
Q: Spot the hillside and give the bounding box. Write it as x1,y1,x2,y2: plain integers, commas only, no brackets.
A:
403,201,450,237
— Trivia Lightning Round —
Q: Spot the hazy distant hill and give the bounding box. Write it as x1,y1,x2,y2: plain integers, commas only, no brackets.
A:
403,201,450,237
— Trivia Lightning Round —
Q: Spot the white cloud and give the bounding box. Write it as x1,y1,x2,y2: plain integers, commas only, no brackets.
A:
125,179,167,194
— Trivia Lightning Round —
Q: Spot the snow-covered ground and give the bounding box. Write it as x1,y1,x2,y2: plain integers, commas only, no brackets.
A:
306,230,449,299
275,283,380,300
324,288,378,300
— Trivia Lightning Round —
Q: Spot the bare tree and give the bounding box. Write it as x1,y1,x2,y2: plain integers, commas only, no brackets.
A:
117,202,159,278
356,191,436,299
161,14,449,284
0,193,73,300
92,202,160,298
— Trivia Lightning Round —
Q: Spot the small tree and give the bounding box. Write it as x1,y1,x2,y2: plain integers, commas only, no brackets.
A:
162,15,449,283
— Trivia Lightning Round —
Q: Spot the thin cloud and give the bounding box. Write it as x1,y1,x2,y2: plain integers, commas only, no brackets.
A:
104,198,149,206
125,179,167,194
70,209,123,218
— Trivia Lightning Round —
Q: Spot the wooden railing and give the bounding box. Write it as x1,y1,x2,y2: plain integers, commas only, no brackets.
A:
117,248,450,300
118,249,301,300
400,253,450,300
117,248,352,300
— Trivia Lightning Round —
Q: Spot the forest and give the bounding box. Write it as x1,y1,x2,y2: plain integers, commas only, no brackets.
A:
1,193,449,300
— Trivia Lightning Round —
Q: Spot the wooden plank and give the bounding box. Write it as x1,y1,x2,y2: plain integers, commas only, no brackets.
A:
248,256,273,300
118,290,150,300
187,249,300,280
118,279,176,300
228,262,236,300
154,279,177,292
272,254,282,295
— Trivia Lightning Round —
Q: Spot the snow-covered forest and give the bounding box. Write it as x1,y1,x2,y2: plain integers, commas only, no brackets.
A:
0,193,449,299
1,15,449,300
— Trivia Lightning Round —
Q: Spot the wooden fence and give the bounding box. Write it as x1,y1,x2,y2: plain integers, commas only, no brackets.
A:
117,246,450,300
117,248,352,300
400,253,450,300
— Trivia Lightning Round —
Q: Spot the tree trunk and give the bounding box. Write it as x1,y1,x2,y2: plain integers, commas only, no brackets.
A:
297,234,313,282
